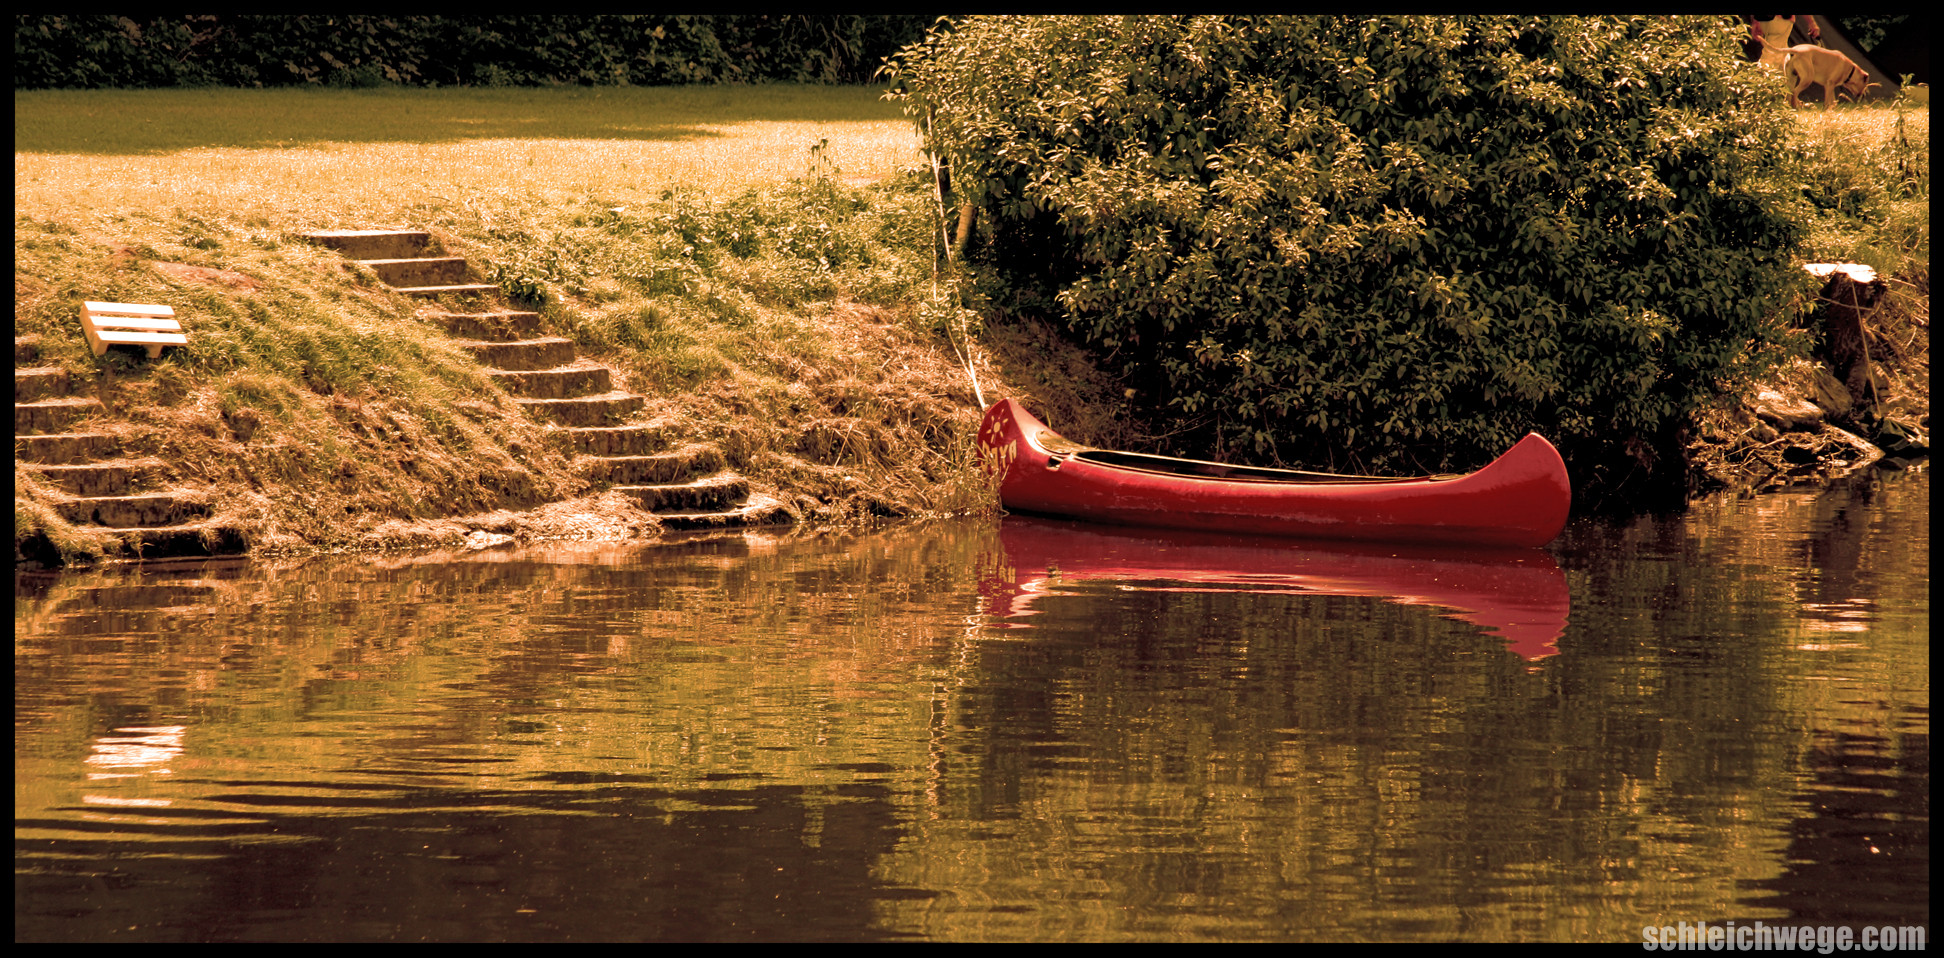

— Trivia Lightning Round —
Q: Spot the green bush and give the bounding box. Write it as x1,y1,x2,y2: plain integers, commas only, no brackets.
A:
889,15,1815,487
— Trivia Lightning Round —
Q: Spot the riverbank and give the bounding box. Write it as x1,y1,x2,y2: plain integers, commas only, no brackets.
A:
13,185,1138,564
13,89,1929,567
1683,105,1930,499
14,86,1148,564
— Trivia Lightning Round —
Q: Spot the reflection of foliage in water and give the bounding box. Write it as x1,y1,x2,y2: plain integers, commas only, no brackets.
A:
13,472,1931,940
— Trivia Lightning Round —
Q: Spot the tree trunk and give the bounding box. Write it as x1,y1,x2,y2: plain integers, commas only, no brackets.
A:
1807,263,1889,420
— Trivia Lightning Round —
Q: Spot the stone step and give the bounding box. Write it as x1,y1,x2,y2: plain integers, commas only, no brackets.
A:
358,256,471,288
579,444,725,485
301,229,432,260
426,310,544,341
17,336,44,365
120,523,248,560
25,524,247,564
560,422,680,457
17,397,104,435
394,283,500,299
55,492,210,528
15,432,120,465
26,458,162,497
15,367,70,403
614,472,750,513
515,392,646,427
456,337,579,371
489,363,613,399
657,493,794,531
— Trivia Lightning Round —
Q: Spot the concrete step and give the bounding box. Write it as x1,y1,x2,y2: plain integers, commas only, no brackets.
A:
429,310,544,340
15,367,70,403
431,310,546,341
657,493,794,530
515,392,646,427
301,229,432,260
358,256,470,288
17,397,104,435
614,472,750,513
489,362,613,399
26,458,162,497
456,337,579,371
55,492,210,528
17,336,44,365
560,422,681,456
15,432,120,464
579,444,725,485
393,283,500,299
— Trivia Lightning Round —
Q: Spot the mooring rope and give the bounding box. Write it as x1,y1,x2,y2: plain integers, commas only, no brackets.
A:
926,110,986,409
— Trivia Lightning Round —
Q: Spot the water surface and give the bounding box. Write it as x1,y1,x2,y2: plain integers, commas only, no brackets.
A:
15,471,1928,941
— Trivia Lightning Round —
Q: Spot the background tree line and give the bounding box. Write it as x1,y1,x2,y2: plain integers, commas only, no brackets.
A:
14,15,935,89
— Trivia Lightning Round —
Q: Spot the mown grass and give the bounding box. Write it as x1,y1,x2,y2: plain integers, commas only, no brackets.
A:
14,86,923,221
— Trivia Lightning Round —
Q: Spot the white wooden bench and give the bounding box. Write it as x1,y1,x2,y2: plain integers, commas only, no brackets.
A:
82,301,188,359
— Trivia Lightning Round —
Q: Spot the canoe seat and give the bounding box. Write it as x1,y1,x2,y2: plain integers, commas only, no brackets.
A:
82,301,188,359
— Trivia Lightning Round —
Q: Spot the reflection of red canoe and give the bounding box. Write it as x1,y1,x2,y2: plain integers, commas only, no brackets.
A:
976,399,1570,548
987,516,1572,660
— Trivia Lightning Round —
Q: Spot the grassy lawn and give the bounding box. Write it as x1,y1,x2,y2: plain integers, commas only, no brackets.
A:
14,85,925,222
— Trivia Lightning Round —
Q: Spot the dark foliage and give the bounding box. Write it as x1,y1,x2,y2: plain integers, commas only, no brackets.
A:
14,15,933,89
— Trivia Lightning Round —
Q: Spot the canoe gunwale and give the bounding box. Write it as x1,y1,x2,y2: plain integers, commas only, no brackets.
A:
1034,430,1458,486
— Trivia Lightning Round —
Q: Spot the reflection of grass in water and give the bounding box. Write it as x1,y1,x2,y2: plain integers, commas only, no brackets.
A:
15,85,922,221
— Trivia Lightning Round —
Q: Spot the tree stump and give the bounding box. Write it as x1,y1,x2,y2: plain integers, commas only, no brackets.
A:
1804,263,1888,420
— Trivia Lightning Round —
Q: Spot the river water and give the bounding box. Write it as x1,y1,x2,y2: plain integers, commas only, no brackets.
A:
15,470,1928,942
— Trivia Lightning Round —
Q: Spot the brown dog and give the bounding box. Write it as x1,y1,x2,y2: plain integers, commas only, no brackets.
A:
1774,43,1875,108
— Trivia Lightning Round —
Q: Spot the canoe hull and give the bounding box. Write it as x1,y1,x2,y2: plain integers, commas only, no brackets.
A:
976,399,1570,548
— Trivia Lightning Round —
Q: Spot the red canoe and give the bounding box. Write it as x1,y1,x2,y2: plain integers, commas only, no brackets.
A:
975,399,1571,548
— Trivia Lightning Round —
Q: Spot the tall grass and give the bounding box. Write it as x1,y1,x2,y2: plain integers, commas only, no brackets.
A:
1788,102,1930,276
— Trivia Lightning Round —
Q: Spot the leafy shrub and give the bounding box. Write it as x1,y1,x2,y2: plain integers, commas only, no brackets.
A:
889,15,1815,489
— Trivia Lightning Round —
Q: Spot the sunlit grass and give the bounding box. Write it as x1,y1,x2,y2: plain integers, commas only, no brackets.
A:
1789,100,1928,139
12,84,1001,562
1786,102,1929,275
14,86,924,223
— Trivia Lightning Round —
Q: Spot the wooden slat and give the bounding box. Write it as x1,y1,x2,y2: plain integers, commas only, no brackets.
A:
93,331,189,345
84,301,176,318
86,315,182,332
